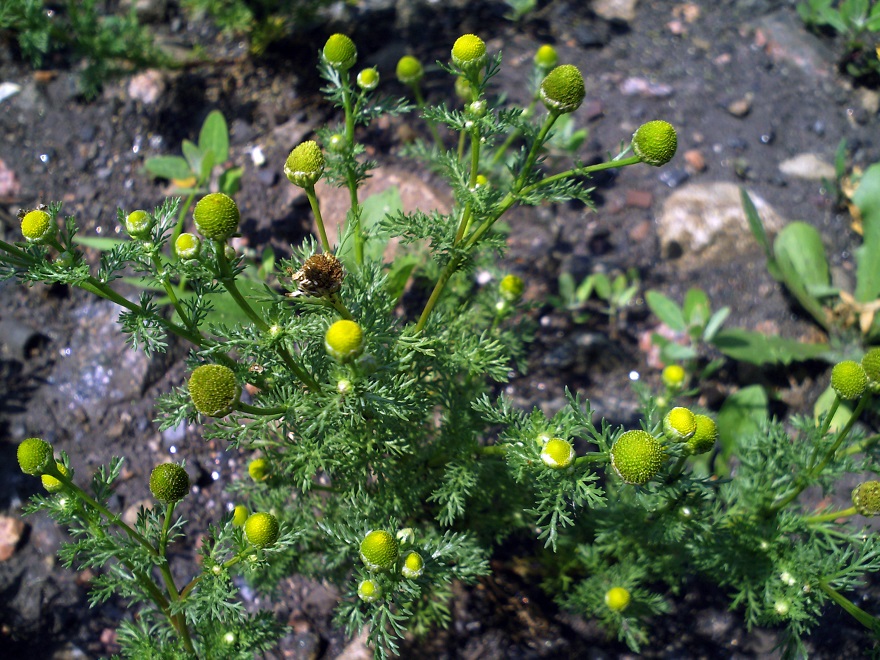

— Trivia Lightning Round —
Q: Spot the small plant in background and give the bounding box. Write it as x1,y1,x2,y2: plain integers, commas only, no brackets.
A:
555,268,640,336
4,31,880,660
797,0,880,80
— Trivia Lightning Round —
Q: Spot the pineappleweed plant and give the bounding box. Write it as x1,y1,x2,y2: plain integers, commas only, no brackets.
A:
4,32,880,659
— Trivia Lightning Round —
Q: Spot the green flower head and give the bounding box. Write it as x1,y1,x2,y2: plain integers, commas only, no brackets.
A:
188,364,240,417
20,209,55,244
396,55,424,85
540,437,575,470
632,120,678,167
231,504,249,527
357,67,379,91
605,587,631,612
149,463,190,503
861,348,880,394
662,407,696,442
323,34,357,71
175,232,202,260
284,140,325,189
124,210,154,240
831,360,868,401
357,578,382,602
401,551,424,579
41,462,70,493
360,529,399,572
452,34,486,72
248,458,271,482
325,319,364,362
686,414,718,455
499,274,525,303
18,437,54,475
193,192,240,241
852,481,880,516
661,364,686,389
244,512,280,548
610,430,666,485
539,64,586,115
534,44,558,70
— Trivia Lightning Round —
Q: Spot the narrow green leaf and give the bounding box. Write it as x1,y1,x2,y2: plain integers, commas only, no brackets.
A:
198,110,229,164
73,236,126,250
741,187,781,281
645,290,686,332
852,163,880,303
717,385,768,465
219,167,244,197
181,139,202,176
711,328,829,365
683,288,710,328
702,306,730,343
773,221,830,329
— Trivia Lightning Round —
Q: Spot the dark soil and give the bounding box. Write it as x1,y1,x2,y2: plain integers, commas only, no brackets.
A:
1,0,879,658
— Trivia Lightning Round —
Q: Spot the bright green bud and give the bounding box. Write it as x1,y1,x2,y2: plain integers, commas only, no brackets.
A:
175,232,201,259
686,415,718,455
632,120,678,167
396,527,415,546
357,67,379,91
467,100,487,118
605,587,631,612
357,578,382,602
231,504,249,526
323,34,357,71
541,437,575,470
18,437,53,475
193,192,240,241
451,34,487,71
149,463,190,503
853,481,880,516
396,55,423,85
188,364,240,417
499,274,524,303
244,512,280,548
662,407,696,442
325,319,364,362
534,44,558,70
20,209,55,243
661,364,686,389
474,174,488,188
248,458,270,482
360,530,399,571
831,360,868,401
539,64,585,115
861,348,880,394
401,551,424,579
41,462,69,493
327,133,346,153
610,430,666,485
284,140,325,188
124,210,154,240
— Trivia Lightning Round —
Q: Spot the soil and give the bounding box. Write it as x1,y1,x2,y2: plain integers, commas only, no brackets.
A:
1,0,879,658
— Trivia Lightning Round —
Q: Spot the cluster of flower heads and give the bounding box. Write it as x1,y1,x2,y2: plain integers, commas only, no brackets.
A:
357,528,425,603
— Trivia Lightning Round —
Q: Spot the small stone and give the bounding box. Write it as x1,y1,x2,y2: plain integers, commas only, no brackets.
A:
658,167,690,188
620,77,673,97
683,149,706,172
0,158,21,197
0,82,21,104
123,499,153,527
628,220,652,243
625,189,654,208
128,70,166,105
593,0,638,23
0,515,26,561
779,153,835,181
727,93,753,117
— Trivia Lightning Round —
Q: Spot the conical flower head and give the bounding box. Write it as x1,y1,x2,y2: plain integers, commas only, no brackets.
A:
357,67,379,91
357,578,382,602
396,55,424,85
124,210,154,240
284,140,325,188
661,364,686,389
20,209,55,243
663,407,696,442
534,44,558,70
244,512,280,548
248,458,270,482
686,414,718,455
325,319,364,361
188,364,240,417
861,348,880,394
149,463,190,503
541,437,575,470
499,274,524,303
360,529,399,571
18,437,54,475
539,64,585,114
610,430,666,485
852,481,880,516
175,232,201,260
452,34,486,72
323,34,357,71
605,587,631,612
632,120,678,166
41,462,70,493
401,551,425,579
831,360,868,401
193,192,240,241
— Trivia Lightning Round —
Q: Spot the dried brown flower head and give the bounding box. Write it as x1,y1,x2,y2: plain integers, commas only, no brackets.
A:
292,253,345,297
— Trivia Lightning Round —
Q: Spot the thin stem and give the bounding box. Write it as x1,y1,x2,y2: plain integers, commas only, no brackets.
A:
490,98,538,167
573,452,609,468
519,155,643,197
341,77,364,267
412,83,442,148
151,254,191,327
329,292,354,320
803,506,857,525
665,454,689,484
179,552,247,600
819,581,880,633
475,445,507,458
304,185,331,253
808,395,841,469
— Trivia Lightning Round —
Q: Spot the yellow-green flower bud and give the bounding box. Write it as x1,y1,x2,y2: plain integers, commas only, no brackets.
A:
327,133,346,153
610,430,666,485
396,55,423,85
41,462,69,493
18,437,54,475
188,364,240,417
244,511,280,548
632,120,678,167
686,414,718,455
323,34,357,71
852,481,880,516
534,44,558,70
231,504,249,526
124,210,154,240
467,100,487,118
357,578,382,602
831,360,868,401
605,587,631,612
284,140,325,189
474,174,488,188
175,232,201,259
325,319,364,362
20,209,55,244
452,34,487,72
396,527,415,546
499,274,524,303
357,67,379,91
539,64,585,115
149,463,190,503
662,407,696,442
541,437,575,470
248,458,270,482
401,551,424,579
661,364,686,389
863,348,880,394
193,192,240,241
360,529,399,572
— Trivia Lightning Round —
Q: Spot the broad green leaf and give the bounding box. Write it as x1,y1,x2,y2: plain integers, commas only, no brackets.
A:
219,167,243,197
814,385,854,433
558,272,575,303
199,148,215,183
660,342,698,362
717,385,768,466
741,187,781,280
574,275,595,302
683,288,710,329
593,273,611,301
386,256,419,306
336,187,402,269
645,290,686,332
711,328,829,365
852,162,880,303
73,236,126,250
198,110,229,164
181,139,202,176
144,155,192,181
773,221,830,329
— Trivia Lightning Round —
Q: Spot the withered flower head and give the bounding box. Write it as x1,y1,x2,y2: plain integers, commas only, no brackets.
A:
293,253,345,297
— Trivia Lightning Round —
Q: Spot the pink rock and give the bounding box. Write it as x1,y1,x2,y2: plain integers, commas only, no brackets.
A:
0,158,21,199
0,515,26,561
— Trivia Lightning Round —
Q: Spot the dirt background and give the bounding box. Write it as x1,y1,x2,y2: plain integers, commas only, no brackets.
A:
1,0,879,657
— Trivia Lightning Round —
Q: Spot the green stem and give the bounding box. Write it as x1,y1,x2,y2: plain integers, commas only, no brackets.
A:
475,445,507,458
179,552,247,600
808,395,841,470
341,77,364,267
329,292,354,320
803,506,857,525
490,98,538,167
151,254,191,327
304,185,331,253
843,433,880,458
819,581,880,632
665,455,689,483
412,83,442,149
519,155,643,197
573,452,609,468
